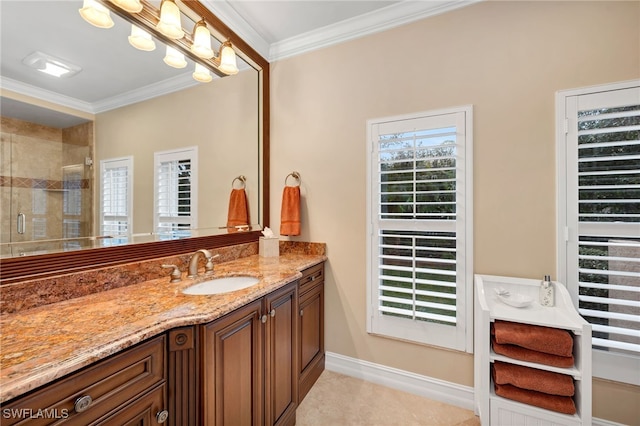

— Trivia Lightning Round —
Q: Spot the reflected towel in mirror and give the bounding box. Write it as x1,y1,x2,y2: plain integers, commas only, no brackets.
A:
227,188,249,230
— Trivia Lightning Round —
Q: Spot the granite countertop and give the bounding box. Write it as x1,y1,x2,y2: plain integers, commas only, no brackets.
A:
0,253,326,403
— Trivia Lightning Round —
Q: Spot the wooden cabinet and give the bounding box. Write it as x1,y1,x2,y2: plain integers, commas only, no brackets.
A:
200,281,298,426
474,274,592,426
1,336,167,425
297,263,325,403
4,262,326,426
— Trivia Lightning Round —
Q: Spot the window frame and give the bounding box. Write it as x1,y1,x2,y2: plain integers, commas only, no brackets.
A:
366,105,474,353
556,79,640,386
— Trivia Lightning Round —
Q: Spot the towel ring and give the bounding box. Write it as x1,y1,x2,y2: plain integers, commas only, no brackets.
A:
232,175,246,189
284,171,301,186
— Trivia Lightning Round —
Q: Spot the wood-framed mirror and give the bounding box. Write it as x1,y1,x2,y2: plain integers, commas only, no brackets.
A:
0,0,270,283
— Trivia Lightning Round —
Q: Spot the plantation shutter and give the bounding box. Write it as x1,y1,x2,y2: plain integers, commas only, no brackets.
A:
100,157,132,236
367,107,473,352
154,148,198,234
561,82,640,383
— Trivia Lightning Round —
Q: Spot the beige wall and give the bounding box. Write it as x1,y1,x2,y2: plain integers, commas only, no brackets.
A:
269,1,639,423
95,68,259,234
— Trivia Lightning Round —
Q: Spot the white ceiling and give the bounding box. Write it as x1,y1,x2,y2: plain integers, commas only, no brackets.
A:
0,0,477,127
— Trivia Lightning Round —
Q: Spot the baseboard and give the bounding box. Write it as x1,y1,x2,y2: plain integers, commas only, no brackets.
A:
325,351,475,411
324,351,618,426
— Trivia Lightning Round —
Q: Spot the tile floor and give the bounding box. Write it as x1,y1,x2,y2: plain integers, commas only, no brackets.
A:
297,370,481,426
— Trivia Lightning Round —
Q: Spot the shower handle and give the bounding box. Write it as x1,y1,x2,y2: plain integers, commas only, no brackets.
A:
16,213,26,234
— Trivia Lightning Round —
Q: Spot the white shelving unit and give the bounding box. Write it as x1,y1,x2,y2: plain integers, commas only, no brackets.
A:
474,274,592,425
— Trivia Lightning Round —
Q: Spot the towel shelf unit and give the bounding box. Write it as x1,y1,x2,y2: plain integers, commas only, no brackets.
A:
474,274,592,426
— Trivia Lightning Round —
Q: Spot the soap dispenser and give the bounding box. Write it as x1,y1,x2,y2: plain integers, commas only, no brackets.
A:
540,275,555,307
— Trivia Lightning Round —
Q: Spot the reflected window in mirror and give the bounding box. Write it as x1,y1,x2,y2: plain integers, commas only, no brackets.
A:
154,147,198,235
100,156,133,236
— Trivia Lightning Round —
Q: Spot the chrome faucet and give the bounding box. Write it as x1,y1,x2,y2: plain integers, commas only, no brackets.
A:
187,249,220,278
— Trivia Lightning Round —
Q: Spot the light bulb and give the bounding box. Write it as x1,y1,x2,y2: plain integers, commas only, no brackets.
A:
156,0,184,40
190,19,214,59
79,0,114,29
163,46,187,68
128,25,156,51
109,0,143,13
193,63,212,83
218,42,238,75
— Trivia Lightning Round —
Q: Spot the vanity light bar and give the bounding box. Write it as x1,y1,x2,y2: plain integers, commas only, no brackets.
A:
80,0,238,79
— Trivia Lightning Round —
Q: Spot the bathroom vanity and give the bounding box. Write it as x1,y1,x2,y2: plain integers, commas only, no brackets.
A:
0,250,326,426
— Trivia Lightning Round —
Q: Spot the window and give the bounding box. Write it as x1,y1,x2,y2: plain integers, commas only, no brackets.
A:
100,157,133,236
366,106,473,352
154,147,198,235
557,80,640,385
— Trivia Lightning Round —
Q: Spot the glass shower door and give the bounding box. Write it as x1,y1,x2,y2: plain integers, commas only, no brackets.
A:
0,121,93,257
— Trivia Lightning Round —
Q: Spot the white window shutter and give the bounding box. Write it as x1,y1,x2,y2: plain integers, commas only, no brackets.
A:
558,81,640,385
154,147,198,235
367,106,473,353
100,157,133,236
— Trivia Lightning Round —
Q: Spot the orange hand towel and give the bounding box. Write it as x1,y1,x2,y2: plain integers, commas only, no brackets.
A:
227,188,249,229
494,382,576,415
492,337,575,368
493,361,575,396
493,320,574,357
280,186,300,236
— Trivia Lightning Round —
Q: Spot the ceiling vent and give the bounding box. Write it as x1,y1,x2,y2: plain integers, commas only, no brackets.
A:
22,51,82,78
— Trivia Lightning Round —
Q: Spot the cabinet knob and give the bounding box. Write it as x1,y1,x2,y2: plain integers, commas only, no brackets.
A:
74,395,93,413
300,309,304,316
156,410,169,423
261,314,267,323
270,309,276,317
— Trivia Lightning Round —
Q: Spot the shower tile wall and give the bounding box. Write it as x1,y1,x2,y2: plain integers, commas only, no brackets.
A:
0,116,93,255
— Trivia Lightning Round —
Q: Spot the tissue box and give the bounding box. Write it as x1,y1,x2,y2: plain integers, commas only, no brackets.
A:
259,237,279,257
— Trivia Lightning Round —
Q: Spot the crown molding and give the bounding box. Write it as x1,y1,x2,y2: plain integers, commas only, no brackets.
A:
1,73,199,115
0,77,94,113
270,0,482,61
200,0,271,60
199,0,481,63
91,73,199,113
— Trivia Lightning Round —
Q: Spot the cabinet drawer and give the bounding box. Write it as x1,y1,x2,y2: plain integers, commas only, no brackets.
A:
2,336,165,425
298,264,324,294
93,384,166,426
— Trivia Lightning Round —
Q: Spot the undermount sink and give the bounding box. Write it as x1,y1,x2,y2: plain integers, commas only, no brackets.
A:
182,276,260,295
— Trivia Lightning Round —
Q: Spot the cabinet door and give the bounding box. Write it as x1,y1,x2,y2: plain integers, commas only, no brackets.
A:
298,281,324,402
264,282,298,426
201,299,263,426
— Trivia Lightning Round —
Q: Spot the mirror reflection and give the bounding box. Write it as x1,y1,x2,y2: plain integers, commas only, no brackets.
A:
0,0,261,258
